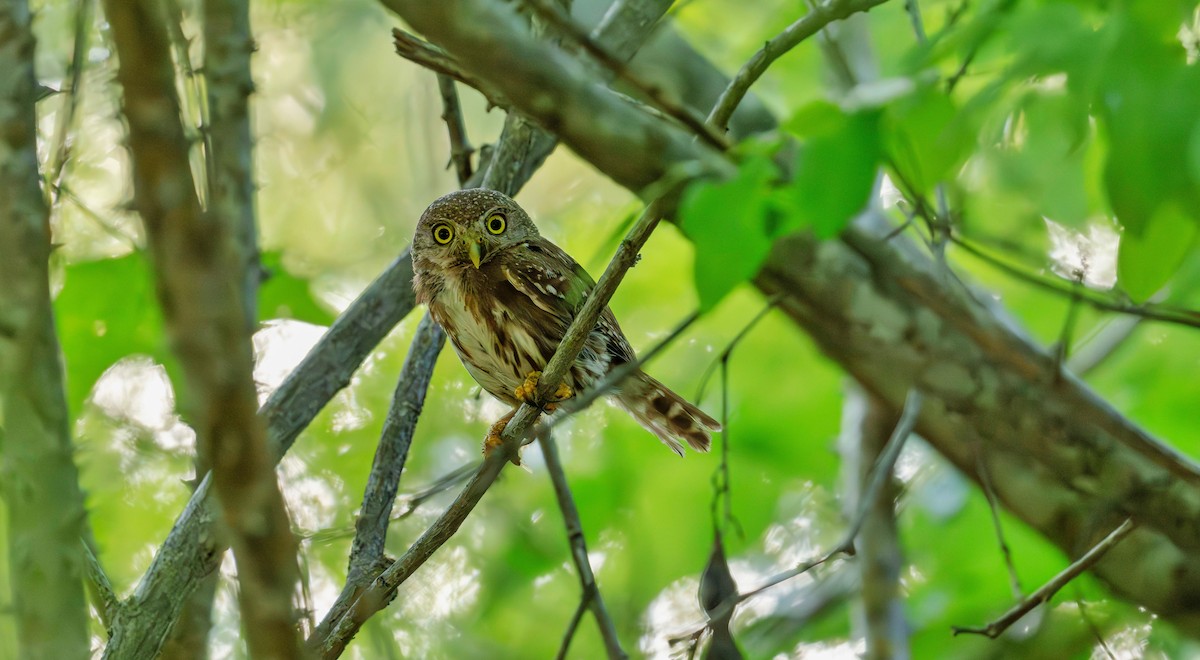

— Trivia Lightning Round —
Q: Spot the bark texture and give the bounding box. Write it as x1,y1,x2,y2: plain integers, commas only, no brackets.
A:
0,2,91,656
102,0,300,656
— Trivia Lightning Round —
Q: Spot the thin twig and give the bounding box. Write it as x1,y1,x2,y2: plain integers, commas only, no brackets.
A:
672,389,924,644
161,0,212,201
953,518,1136,638
711,350,735,535
392,29,509,109
707,0,893,132
1075,592,1116,660
556,592,593,660
44,0,93,198
305,462,479,546
695,294,782,401
903,0,926,42
82,538,120,634
436,75,474,183
539,432,627,659
1052,279,1084,381
951,237,1200,331
1066,314,1144,377
520,0,728,149
974,445,1022,599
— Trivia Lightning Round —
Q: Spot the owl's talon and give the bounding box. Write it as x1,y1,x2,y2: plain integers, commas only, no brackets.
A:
514,371,541,404
514,371,573,410
483,409,521,466
550,381,573,403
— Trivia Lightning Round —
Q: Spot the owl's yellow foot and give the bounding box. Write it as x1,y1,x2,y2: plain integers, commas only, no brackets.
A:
484,409,521,465
514,371,573,410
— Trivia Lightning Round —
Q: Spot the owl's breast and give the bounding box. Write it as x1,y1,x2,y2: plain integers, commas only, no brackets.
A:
429,270,556,405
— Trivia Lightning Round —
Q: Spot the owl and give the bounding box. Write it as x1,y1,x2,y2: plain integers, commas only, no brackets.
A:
411,188,719,456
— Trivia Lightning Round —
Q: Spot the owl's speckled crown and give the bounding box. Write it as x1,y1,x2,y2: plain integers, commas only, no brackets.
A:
420,188,525,223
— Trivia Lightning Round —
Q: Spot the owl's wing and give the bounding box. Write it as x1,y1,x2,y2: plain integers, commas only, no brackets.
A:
501,238,635,364
501,239,593,317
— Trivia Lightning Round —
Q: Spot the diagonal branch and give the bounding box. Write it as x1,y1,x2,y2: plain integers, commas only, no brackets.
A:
953,518,1136,639
392,29,509,109
309,314,446,646
520,0,728,149
706,0,894,131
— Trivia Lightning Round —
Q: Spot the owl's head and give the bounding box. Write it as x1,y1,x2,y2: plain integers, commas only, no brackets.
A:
412,189,540,271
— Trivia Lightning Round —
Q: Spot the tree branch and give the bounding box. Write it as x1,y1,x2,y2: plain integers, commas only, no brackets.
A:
0,1,91,655
392,29,510,110
309,314,445,646
436,75,475,183
101,0,300,655
82,538,120,634
952,518,1136,639
205,0,260,332
539,432,627,659
706,0,894,132
520,0,728,149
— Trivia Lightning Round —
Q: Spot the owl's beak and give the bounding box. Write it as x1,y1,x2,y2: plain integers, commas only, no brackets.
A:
468,238,484,269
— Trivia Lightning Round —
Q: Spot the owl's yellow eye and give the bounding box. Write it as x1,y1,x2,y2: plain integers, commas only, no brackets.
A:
485,212,506,235
432,223,454,245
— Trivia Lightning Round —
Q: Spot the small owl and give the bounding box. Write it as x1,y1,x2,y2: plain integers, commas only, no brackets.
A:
412,189,719,455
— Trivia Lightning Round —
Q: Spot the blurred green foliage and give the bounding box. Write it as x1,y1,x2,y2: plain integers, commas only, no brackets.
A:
2,0,1199,658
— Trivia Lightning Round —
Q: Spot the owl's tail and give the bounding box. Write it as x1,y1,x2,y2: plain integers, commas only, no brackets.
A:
616,372,721,455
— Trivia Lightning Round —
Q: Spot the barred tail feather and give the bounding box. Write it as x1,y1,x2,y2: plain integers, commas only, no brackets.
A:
616,372,721,455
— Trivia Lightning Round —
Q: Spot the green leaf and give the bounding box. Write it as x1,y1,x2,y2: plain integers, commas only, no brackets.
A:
54,253,170,414
992,91,1092,226
1100,20,1200,234
782,104,880,238
258,251,336,325
1118,203,1199,301
882,88,971,194
679,156,778,311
